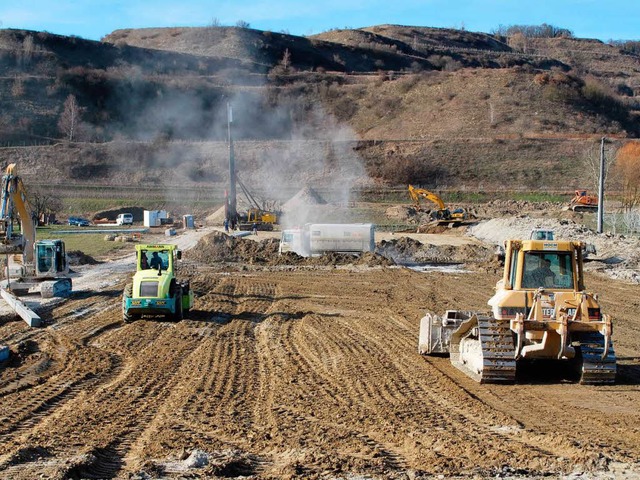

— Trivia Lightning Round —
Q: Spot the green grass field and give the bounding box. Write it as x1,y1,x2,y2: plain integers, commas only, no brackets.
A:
37,226,133,258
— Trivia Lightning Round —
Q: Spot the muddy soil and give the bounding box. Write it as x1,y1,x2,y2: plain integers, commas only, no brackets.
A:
1,226,639,479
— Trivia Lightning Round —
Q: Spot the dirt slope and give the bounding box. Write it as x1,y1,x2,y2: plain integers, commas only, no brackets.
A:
1,241,639,479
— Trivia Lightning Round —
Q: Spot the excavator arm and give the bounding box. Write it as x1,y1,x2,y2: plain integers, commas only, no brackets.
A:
408,185,446,211
1,163,36,262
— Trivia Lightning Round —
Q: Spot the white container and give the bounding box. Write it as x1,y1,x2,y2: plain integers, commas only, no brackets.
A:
280,223,375,257
144,210,168,227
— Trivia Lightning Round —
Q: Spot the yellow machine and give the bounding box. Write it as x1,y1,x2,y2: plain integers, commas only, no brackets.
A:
419,238,616,384
122,244,193,323
0,164,71,297
407,185,470,223
234,179,279,231
242,207,278,231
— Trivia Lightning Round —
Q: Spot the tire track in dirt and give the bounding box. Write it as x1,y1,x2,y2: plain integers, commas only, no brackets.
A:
283,298,570,475
0,319,187,478
289,311,470,472
358,311,587,472
0,330,118,474
258,314,411,474
122,276,278,475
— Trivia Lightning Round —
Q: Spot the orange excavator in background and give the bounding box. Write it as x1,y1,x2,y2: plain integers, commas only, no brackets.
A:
569,190,598,212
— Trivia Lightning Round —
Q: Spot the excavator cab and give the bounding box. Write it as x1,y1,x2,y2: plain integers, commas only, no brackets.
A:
35,240,68,277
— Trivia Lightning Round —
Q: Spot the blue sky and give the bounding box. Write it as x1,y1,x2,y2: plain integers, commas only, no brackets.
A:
1,0,638,42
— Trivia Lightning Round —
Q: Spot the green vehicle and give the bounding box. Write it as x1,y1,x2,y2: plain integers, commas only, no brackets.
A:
122,244,193,323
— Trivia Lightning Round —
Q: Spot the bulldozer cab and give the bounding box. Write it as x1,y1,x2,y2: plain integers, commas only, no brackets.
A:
521,251,574,289
34,240,68,277
504,240,581,291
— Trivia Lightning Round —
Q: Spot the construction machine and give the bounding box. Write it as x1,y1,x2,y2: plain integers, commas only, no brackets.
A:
122,244,193,323
223,103,279,231
568,190,598,212
233,178,279,231
0,164,71,298
419,237,616,385
408,185,472,224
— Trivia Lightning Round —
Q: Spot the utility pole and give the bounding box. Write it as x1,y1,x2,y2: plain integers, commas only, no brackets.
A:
597,137,606,234
226,102,237,227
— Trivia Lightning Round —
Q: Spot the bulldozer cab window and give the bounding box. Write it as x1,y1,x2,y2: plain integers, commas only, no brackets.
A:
522,252,574,289
508,248,518,289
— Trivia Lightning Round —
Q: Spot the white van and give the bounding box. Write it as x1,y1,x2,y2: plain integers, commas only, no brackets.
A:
116,213,133,226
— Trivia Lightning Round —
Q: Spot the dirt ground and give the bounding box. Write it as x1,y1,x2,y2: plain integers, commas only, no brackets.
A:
1,214,640,479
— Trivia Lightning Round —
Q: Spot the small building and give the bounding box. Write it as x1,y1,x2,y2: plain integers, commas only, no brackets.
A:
144,210,169,227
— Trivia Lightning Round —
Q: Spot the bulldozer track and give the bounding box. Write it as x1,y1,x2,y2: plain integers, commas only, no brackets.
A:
451,316,517,384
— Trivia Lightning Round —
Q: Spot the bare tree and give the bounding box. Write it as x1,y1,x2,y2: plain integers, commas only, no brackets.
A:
58,94,83,141
28,187,63,225
236,20,250,28
616,141,640,211
22,35,34,66
280,48,291,71
622,209,640,234
581,141,617,195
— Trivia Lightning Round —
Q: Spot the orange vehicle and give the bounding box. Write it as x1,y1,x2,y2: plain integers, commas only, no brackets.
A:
569,190,598,211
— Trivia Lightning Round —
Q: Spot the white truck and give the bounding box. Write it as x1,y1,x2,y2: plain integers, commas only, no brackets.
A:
116,213,133,225
279,223,375,257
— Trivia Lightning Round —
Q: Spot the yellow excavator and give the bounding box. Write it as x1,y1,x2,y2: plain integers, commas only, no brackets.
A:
419,237,616,384
0,164,71,298
408,185,471,223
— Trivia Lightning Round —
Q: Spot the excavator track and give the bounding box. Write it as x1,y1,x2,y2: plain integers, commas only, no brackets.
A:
451,316,516,384
575,331,617,385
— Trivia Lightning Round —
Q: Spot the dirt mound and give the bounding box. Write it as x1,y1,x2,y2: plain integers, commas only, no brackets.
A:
92,206,145,222
283,186,327,211
305,251,394,267
67,250,101,265
186,232,279,264
376,237,494,265
475,200,564,217
385,205,435,225
205,205,226,225
187,231,394,267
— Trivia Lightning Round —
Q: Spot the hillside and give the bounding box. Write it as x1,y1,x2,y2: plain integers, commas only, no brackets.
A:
0,24,638,194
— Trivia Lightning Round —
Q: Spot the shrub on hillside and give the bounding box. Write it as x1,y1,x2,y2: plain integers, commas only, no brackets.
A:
371,154,448,185
492,23,574,39
581,77,626,118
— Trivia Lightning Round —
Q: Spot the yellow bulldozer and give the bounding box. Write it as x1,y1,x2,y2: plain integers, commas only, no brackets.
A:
419,237,616,384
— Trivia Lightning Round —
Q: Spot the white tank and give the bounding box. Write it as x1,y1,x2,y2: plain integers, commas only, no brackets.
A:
280,223,375,257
